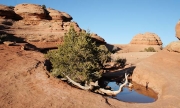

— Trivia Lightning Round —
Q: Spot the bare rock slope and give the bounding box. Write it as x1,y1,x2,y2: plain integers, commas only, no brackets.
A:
0,45,113,108
132,50,180,108
1,42,180,108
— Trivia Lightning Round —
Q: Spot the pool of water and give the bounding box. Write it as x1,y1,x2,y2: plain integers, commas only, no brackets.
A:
107,81,157,103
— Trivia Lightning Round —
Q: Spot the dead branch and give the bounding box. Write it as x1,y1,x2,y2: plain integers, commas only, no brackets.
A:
95,73,129,96
64,73,129,96
65,75,93,90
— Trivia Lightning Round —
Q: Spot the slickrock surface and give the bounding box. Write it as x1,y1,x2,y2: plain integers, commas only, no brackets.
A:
132,50,180,108
1,44,180,108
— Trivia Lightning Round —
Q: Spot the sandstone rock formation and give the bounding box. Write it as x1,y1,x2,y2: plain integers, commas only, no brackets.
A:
175,20,180,40
91,33,105,44
130,32,162,45
14,4,46,20
164,41,180,53
132,50,180,108
47,8,72,21
0,3,106,49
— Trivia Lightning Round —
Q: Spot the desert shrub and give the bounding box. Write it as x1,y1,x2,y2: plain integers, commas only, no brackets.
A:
144,47,156,52
0,34,7,43
114,57,126,67
8,6,14,9
46,27,111,83
42,5,46,9
97,45,111,67
41,5,50,18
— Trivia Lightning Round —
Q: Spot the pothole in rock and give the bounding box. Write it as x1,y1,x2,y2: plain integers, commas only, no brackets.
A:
44,58,158,103
106,80,158,103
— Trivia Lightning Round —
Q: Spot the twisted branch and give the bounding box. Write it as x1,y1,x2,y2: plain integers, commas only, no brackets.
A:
64,73,129,96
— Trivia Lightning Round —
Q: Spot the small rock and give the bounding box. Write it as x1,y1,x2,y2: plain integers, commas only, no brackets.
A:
3,41,15,46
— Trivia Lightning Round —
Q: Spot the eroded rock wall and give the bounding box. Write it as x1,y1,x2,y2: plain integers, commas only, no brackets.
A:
0,3,105,48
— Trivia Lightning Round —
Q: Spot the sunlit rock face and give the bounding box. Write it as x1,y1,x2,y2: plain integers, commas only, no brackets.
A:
47,8,72,21
0,3,106,48
175,20,180,40
164,41,180,53
91,33,106,44
14,4,47,20
130,32,162,45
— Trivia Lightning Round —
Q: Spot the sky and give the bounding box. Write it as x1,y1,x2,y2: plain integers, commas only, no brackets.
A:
1,0,180,46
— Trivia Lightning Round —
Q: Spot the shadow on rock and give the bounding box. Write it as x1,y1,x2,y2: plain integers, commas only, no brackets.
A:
102,66,136,81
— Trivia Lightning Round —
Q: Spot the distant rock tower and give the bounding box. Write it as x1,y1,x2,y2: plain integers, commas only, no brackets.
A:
175,20,180,40
130,32,163,45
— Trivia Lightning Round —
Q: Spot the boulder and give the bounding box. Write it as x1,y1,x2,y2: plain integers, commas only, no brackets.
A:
47,8,72,21
91,33,106,44
130,32,162,45
61,12,73,22
164,41,180,53
63,21,81,32
3,41,15,46
175,20,180,40
14,4,46,20
0,4,16,19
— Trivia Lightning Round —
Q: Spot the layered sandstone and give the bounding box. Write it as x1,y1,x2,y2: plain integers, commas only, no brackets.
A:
14,4,46,20
47,8,72,21
0,3,106,48
130,32,162,45
175,20,180,40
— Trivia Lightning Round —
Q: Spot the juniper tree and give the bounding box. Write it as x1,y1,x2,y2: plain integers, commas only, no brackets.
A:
46,27,111,84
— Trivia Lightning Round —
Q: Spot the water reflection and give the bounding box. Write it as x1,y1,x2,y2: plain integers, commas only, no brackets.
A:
107,81,158,103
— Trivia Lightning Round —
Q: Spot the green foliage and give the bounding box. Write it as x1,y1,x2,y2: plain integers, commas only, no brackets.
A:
8,6,14,9
46,27,111,83
42,5,46,9
144,47,156,52
41,5,49,17
114,57,126,67
97,45,111,67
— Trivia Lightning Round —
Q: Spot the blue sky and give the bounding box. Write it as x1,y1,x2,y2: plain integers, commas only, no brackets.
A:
1,0,180,46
